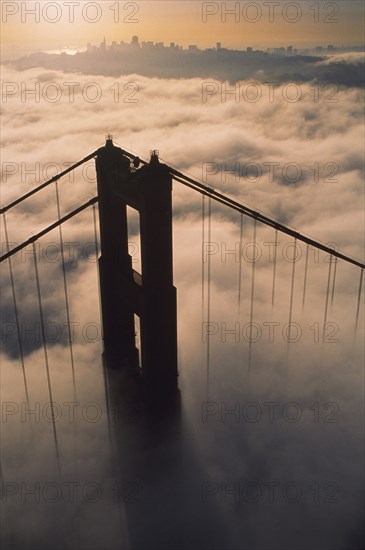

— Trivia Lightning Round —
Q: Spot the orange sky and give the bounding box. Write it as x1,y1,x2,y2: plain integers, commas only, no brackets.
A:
1,0,364,53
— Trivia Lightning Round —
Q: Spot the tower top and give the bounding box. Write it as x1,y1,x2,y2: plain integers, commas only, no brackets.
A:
150,150,160,164
105,133,114,147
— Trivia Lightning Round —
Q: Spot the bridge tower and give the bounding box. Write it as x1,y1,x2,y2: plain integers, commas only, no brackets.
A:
95,137,178,395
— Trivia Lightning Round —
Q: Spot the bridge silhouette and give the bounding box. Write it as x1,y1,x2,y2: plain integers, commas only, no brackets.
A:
1,136,364,549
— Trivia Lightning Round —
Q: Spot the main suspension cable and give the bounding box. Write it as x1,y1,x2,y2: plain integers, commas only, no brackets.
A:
0,196,99,263
0,151,98,215
171,170,364,270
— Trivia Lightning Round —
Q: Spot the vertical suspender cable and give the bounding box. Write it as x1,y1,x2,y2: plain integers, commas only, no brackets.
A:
55,181,77,401
32,242,61,474
331,259,337,307
238,214,243,315
287,238,297,346
323,255,333,341
355,269,363,334
93,204,112,438
271,228,278,307
93,204,103,339
3,213,30,407
56,183,80,546
206,197,212,398
202,196,205,324
55,181,79,487
248,218,257,370
92,204,105,344
302,245,309,308
93,204,112,444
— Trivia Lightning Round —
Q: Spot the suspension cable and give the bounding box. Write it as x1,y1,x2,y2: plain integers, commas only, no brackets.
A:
355,269,364,333
3,213,30,407
323,256,333,340
302,245,309,308
238,214,243,315
92,204,103,345
55,182,77,401
248,218,257,370
92,203,103,341
171,171,364,270
272,229,278,307
0,196,98,263
32,242,61,474
287,238,297,345
202,195,205,325
0,151,98,215
331,258,338,307
2,146,363,269
206,197,212,398
92,204,112,444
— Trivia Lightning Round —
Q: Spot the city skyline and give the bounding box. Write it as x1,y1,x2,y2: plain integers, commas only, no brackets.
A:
85,34,363,55
5,33,363,62
1,0,364,56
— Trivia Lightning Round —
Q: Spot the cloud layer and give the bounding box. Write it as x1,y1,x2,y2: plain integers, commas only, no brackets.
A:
1,61,364,549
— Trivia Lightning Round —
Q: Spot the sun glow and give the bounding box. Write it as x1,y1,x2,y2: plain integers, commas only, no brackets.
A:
1,0,364,54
